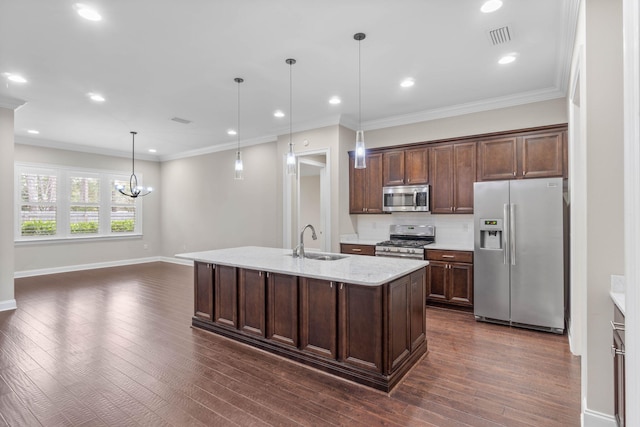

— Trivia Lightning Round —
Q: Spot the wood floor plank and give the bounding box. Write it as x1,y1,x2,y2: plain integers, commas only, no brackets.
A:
3,262,581,427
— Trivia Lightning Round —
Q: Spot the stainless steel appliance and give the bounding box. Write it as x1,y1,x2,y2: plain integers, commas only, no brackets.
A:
474,178,567,333
383,185,430,212
375,224,435,259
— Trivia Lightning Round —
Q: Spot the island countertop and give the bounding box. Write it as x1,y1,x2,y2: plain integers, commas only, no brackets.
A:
176,246,428,287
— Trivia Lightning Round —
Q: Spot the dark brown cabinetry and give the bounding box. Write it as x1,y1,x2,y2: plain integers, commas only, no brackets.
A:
267,272,299,347
612,305,625,427
382,147,429,186
238,268,266,337
214,265,237,327
194,261,213,320
340,243,375,256
477,129,566,181
300,277,337,359
191,263,427,392
426,250,473,307
349,152,384,214
430,142,476,214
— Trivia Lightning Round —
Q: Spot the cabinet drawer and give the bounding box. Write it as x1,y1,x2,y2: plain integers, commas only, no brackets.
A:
340,244,376,256
426,250,473,263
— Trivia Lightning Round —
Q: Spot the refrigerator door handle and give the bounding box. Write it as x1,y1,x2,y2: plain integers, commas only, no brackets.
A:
510,203,516,265
503,203,509,265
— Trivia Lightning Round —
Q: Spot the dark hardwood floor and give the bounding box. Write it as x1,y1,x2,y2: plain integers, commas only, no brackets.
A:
0,262,580,426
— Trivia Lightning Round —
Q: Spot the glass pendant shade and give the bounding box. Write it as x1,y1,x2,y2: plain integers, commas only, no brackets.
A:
354,130,366,169
286,142,296,175
234,150,244,180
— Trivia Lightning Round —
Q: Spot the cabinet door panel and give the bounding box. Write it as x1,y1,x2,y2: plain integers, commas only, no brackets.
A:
238,269,266,337
453,142,476,213
365,153,384,213
383,150,405,186
194,262,213,320
339,284,383,373
405,147,429,185
410,269,426,351
267,273,299,347
477,137,518,180
426,261,447,302
349,155,366,213
449,263,473,306
430,145,454,214
214,265,237,327
300,278,337,359
388,275,411,372
521,132,564,178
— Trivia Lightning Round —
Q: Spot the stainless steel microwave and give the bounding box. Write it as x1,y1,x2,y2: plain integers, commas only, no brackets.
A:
382,185,430,212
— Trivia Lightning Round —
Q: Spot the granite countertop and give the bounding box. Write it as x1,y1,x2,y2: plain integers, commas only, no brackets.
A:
610,291,625,315
176,246,428,287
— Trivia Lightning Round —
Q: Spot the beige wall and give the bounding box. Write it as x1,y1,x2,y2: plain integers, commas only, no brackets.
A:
576,0,625,419
160,142,279,256
299,175,321,250
13,144,162,273
0,107,15,307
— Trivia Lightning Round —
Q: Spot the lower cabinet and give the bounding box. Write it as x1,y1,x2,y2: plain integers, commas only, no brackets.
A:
426,250,473,307
340,243,376,256
191,264,427,392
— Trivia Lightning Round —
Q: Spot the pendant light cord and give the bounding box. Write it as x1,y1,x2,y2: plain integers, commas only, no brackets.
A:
131,131,136,176
237,80,240,151
289,60,293,146
358,38,361,131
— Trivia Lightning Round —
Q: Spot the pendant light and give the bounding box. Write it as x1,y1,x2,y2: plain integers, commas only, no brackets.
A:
116,131,153,198
234,77,244,180
286,58,297,175
354,32,367,169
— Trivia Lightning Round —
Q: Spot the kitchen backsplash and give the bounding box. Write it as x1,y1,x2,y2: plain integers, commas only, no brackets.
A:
356,213,474,246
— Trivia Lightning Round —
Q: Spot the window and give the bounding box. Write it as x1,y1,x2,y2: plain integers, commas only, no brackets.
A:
15,164,144,241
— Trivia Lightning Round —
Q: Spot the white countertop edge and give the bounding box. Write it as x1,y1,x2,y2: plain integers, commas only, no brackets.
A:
610,291,626,315
176,247,428,287
339,238,474,252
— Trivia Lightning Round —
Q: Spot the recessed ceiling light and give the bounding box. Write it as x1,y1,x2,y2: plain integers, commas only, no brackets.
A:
88,92,105,102
481,0,503,13
400,78,415,88
148,148,157,153
329,96,341,105
227,129,237,136
498,54,516,65
74,3,102,21
27,129,40,134
274,110,285,118
3,73,27,83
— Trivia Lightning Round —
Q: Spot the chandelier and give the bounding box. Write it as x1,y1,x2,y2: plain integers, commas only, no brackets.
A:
116,131,153,198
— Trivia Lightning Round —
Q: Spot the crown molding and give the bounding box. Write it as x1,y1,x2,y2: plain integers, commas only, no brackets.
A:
158,134,278,162
555,0,581,93
0,95,26,110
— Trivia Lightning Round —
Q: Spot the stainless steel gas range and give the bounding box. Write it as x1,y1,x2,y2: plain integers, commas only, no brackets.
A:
375,224,435,259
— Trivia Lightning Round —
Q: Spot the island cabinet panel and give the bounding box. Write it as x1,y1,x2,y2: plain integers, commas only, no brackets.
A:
387,275,411,373
214,265,237,328
299,278,337,359
409,269,426,352
238,269,266,337
339,284,383,373
194,261,214,320
267,273,299,348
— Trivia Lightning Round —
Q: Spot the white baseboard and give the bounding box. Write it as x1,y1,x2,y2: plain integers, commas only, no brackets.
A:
14,256,162,278
583,407,617,427
0,299,17,312
159,256,193,266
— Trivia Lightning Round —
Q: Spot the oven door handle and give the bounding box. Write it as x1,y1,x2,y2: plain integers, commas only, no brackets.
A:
375,252,423,259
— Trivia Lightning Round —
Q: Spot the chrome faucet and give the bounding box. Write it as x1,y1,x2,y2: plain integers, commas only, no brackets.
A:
293,224,317,258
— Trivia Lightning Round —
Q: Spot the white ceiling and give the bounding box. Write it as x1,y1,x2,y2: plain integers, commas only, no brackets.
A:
0,0,578,161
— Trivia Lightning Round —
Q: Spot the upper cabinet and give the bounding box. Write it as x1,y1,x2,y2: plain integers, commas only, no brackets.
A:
382,147,429,186
430,142,476,214
349,152,385,214
477,129,566,181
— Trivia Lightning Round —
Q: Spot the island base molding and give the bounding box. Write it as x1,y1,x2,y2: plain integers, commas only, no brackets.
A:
192,317,427,392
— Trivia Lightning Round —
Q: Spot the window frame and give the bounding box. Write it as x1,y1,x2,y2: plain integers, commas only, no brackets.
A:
15,162,145,243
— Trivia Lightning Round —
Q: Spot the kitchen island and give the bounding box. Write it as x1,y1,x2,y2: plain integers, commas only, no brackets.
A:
177,246,428,392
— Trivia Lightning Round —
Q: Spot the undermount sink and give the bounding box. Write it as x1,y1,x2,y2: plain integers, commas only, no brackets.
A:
287,252,347,261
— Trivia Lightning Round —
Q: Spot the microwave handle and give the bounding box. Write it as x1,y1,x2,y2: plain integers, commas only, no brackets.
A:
413,190,417,210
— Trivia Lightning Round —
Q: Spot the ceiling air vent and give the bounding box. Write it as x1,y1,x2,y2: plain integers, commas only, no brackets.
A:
488,25,511,46
171,117,192,124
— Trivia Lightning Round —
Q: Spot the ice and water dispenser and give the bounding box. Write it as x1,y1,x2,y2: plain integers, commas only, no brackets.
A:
479,219,503,250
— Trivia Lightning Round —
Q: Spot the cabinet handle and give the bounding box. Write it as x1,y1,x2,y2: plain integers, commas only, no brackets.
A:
266,272,270,278
513,171,516,177
259,271,262,277
330,282,334,288
340,283,344,290
441,255,455,259
611,321,625,331
523,170,527,176
611,344,625,357
351,248,362,252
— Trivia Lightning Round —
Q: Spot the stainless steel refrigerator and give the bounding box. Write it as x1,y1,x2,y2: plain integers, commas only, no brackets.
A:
473,177,567,333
